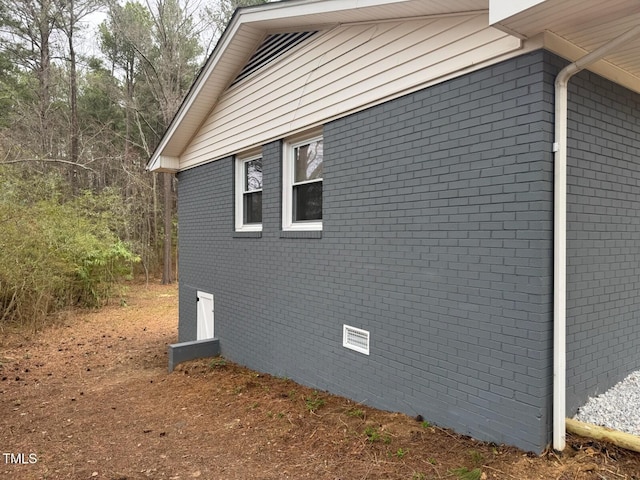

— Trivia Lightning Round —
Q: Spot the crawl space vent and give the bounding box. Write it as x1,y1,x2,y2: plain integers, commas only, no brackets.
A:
343,325,370,355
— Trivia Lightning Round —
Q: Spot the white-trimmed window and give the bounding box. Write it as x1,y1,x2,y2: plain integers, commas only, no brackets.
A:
235,153,263,231
282,134,323,231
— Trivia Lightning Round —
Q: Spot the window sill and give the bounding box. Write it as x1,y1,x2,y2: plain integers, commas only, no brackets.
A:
233,231,262,238
280,231,322,239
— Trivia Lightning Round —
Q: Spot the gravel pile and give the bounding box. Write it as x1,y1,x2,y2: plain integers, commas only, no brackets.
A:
574,370,640,436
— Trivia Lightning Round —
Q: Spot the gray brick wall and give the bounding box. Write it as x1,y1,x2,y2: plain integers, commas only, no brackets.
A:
563,59,640,413
177,50,559,452
177,157,233,342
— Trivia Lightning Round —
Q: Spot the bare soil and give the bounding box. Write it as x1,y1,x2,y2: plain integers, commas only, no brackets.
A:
1,281,639,480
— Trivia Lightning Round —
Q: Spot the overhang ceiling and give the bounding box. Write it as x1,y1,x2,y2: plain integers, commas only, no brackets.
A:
491,0,640,84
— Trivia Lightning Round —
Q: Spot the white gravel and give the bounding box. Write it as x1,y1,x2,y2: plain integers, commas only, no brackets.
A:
574,370,640,436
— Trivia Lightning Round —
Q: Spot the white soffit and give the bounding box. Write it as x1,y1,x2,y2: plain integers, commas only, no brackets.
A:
491,0,640,93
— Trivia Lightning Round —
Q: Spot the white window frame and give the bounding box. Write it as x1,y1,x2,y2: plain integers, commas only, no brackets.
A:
235,152,263,232
282,133,323,231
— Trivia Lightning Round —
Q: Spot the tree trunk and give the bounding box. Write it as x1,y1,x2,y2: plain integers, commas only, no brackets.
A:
38,5,52,158
68,0,79,193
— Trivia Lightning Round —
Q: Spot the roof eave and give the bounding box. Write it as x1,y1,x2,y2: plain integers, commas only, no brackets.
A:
489,0,640,94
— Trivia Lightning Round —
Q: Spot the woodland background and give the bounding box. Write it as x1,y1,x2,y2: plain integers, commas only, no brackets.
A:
0,0,267,328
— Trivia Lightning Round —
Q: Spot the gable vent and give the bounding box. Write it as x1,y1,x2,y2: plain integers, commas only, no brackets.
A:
343,325,370,355
231,31,317,86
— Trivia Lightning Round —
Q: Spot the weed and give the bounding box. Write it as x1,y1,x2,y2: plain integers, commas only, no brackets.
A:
421,420,431,429
469,449,484,466
394,447,408,458
347,408,365,419
449,467,482,480
412,473,426,480
287,389,297,399
364,425,381,442
428,458,437,465
363,425,390,444
249,402,259,410
209,357,227,369
304,391,325,412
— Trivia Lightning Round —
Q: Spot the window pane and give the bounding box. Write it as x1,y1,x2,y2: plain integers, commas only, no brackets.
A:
293,181,322,221
243,191,262,224
294,139,323,183
245,158,262,192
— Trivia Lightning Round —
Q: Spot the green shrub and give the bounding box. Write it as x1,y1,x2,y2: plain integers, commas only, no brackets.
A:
0,170,139,328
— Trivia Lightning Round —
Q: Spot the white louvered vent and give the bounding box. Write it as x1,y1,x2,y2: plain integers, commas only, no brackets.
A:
343,325,370,355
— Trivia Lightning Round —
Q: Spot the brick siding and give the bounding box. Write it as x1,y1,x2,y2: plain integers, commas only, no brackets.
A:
176,49,640,452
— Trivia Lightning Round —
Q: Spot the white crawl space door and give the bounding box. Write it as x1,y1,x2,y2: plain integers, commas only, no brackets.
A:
196,291,214,340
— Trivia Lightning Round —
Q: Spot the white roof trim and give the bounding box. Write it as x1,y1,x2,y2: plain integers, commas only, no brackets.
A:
489,0,546,25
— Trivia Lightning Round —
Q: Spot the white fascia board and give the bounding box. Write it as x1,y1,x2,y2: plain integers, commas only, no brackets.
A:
243,0,408,21
489,0,547,25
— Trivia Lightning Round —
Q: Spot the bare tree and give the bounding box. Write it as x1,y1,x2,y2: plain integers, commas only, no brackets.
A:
139,0,203,285
56,0,101,191
1,0,59,157
203,0,268,56
100,2,152,168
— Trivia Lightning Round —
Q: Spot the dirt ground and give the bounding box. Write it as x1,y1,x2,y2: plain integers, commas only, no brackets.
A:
1,281,639,480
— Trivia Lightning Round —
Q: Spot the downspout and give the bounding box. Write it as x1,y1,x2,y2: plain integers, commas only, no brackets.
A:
553,25,640,452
